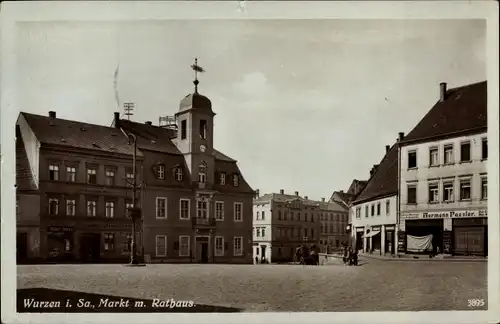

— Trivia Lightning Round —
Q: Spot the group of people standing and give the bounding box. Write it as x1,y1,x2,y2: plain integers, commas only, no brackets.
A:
342,246,358,266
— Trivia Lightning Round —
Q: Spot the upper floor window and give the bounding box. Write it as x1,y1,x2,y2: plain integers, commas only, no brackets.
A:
443,182,454,202
460,142,471,162
66,166,76,182
233,174,239,187
86,199,97,217
428,183,439,203
48,198,59,215
105,169,115,186
429,147,439,167
105,201,115,218
234,202,243,221
459,179,471,201
407,185,417,204
197,199,208,219
386,200,390,215
180,120,187,140
198,162,207,184
256,211,260,220
156,197,167,219
356,207,361,219
199,119,207,139
482,138,488,160
66,199,76,216
215,201,224,220
278,211,282,220
261,211,265,220
444,145,454,164
220,172,226,185
256,228,261,237
481,178,487,200
125,201,134,218
376,203,381,216
87,167,97,184
157,164,165,180
126,170,134,187
408,151,417,169
180,199,190,219
371,204,375,216
49,165,59,181
365,205,368,218
175,167,183,182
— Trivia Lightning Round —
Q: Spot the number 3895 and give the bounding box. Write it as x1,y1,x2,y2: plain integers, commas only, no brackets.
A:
468,299,485,307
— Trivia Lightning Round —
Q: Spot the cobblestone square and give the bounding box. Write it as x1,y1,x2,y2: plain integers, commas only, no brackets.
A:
17,258,487,312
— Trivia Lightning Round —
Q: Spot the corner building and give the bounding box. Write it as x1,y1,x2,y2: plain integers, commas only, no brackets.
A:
399,81,487,256
116,80,255,264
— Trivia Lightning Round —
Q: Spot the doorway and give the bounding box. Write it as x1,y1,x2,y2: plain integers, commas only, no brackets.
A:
17,232,28,263
260,245,266,261
79,233,101,262
195,236,210,263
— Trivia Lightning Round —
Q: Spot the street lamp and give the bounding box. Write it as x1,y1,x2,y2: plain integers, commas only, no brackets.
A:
124,132,142,265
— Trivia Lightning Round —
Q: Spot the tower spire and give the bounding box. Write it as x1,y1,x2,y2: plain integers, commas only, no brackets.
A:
191,58,205,93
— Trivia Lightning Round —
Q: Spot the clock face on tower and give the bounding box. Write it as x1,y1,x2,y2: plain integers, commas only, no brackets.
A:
200,144,206,152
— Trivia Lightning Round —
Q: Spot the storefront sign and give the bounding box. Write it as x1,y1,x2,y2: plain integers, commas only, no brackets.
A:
48,226,73,233
356,227,364,232
404,210,486,220
385,225,395,230
371,226,381,231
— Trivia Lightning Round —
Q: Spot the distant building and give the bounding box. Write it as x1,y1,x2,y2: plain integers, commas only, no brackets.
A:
398,81,487,256
253,190,321,263
318,199,349,253
350,143,399,255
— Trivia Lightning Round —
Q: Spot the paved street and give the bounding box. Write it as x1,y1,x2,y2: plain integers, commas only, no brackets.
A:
17,258,487,312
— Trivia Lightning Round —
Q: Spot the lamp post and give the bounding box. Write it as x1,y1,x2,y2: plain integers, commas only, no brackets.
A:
125,132,142,265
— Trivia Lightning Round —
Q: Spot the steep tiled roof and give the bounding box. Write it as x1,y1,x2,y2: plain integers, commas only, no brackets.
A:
319,200,348,212
213,160,254,194
16,126,37,191
119,120,235,162
400,81,487,145
353,143,398,205
330,191,356,206
19,113,140,157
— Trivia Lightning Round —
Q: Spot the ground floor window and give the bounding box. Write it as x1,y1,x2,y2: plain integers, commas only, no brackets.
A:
156,235,167,257
104,233,115,251
179,235,190,256
233,237,243,256
215,236,224,256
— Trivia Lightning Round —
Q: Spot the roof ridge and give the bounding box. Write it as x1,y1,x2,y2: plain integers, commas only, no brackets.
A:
21,112,115,130
446,80,486,92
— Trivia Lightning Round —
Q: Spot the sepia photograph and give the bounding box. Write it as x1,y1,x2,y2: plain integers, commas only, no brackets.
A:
1,1,499,324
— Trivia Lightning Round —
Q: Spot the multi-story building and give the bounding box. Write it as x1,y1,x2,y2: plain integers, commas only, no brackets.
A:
15,66,255,264
398,81,487,256
115,76,255,264
350,143,399,255
319,199,349,253
16,111,143,263
253,190,321,263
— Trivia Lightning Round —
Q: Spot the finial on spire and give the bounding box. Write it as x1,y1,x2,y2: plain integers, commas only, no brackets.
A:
191,58,205,93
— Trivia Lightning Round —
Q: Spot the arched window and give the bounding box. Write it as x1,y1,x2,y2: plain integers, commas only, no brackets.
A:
198,162,207,183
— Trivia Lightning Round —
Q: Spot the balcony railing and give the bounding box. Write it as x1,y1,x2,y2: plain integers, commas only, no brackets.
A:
191,217,216,227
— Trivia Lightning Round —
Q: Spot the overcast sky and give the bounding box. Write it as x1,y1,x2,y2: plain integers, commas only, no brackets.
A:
15,19,486,200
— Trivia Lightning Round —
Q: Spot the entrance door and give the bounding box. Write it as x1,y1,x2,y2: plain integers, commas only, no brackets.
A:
80,233,101,262
200,243,209,263
454,226,485,256
261,245,266,260
17,233,28,263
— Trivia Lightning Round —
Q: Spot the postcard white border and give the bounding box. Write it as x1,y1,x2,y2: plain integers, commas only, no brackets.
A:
1,1,499,324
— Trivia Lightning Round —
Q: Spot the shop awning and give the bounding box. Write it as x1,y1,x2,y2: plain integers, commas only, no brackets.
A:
362,231,380,238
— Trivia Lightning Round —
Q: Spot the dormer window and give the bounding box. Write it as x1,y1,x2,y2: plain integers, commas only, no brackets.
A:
233,174,239,187
200,120,207,139
175,167,183,182
220,172,226,185
199,162,207,183
157,164,165,179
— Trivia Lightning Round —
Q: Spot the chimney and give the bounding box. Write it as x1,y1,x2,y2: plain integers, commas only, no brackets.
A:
304,196,308,200
145,121,152,126
340,190,344,194
322,198,325,202
48,111,56,118
113,112,120,128
295,191,299,196
279,189,284,194
255,189,260,198
439,82,447,102
386,145,390,153
398,132,404,141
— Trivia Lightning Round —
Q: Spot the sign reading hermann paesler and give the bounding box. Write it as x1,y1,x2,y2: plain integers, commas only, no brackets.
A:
421,209,487,219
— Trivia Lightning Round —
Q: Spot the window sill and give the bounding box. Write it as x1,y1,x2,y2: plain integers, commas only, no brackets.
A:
179,218,190,221
443,200,454,204
443,162,455,166
407,167,418,171
216,219,224,222
156,217,168,220
459,199,472,202
428,201,439,204
406,203,417,205
481,158,488,162
459,160,472,164
429,165,440,168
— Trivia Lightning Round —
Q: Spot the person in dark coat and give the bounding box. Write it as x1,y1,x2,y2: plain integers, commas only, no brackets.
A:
352,249,358,266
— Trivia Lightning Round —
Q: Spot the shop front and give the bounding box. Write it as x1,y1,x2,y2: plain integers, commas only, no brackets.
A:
401,209,487,256
384,225,395,255
355,227,364,252
46,226,75,262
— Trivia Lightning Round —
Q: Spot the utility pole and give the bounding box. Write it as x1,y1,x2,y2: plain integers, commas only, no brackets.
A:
125,132,142,265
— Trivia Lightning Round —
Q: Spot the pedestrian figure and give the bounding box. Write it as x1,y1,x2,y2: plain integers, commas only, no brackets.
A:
255,256,258,264
343,246,348,265
353,249,358,266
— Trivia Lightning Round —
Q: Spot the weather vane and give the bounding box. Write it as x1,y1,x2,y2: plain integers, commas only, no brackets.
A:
191,58,205,93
